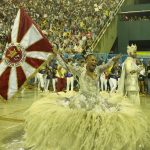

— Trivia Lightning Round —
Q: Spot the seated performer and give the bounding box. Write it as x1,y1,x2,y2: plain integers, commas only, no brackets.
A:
25,53,149,150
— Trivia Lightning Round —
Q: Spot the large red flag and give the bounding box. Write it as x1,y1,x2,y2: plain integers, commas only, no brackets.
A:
0,8,53,100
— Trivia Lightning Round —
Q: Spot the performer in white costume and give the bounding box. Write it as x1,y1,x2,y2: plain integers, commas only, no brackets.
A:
100,72,108,91
36,69,46,91
118,44,142,105
25,53,149,150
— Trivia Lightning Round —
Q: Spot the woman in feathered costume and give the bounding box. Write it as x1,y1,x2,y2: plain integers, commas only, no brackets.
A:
25,50,149,150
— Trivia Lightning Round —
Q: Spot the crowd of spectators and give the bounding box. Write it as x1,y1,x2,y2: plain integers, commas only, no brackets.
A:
121,15,150,21
0,0,119,55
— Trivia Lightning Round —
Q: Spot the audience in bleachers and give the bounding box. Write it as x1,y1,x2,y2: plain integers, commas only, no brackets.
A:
0,0,119,54
121,15,150,21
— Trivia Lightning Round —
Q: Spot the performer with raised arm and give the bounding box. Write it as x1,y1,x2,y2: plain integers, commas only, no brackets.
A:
25,52,149,150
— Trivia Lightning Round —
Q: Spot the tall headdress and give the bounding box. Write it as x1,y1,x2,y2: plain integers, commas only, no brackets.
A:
127,44,137,55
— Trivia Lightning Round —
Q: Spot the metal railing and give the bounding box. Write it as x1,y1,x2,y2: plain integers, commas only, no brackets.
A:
95,53,150,64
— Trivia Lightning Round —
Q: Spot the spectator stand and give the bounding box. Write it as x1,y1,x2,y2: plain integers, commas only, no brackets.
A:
91,0,126,51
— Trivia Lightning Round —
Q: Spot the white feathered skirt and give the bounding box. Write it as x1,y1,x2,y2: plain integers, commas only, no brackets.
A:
24,93,149,150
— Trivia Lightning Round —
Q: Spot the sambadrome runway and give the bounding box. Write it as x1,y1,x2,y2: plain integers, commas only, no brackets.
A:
0,87,150,150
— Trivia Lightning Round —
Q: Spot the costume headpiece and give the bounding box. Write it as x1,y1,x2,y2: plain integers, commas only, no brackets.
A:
84,50,93,59
127,44,137,54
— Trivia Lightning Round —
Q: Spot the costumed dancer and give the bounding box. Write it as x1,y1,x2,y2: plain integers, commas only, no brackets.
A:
137,60,146,95
66,59,74,92
100,72,108,91
44,68,52,92
25,52,149,150
37,67,46,91
109,63,118,93
99,62,108,92
118,44,143,105
51,63,58,92
66,71,74,92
